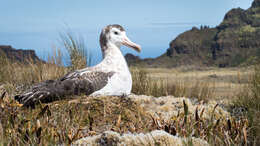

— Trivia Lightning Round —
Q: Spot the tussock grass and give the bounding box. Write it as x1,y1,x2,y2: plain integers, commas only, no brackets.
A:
131,68,215,101
0,31,90,94
0,49,67,94
232,64,260,145
0,95,152,145
0,91,248,145
150,101,248,146
60,31,91,71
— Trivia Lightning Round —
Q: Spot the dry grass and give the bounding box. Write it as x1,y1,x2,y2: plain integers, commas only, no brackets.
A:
150,100,248,145
232,65,260,145
60,31,91,71
134,66,251,100
0,31,90,94
0,50,67,94
131,68,216,102
0,91,249,145
0,95,152,145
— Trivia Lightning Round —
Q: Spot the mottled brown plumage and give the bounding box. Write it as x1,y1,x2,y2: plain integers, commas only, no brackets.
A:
15,71,114,106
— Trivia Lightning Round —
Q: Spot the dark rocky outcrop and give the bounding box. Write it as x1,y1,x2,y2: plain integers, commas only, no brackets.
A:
252,0,260,8
125,53,141,63
127,0,260,68
0,45,42,63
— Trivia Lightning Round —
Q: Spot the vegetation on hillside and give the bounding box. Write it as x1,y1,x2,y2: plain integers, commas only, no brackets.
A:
127,0,260,68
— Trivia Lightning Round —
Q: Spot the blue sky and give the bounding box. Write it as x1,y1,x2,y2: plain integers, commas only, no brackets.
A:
0,0,254,64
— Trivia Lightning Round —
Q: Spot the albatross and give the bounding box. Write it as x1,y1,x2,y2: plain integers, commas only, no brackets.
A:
15,24,141,106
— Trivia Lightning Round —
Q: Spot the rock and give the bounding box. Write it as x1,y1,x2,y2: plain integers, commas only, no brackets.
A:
208,74,218,78
252,0,260,8
127,0,260,68
125,53,140,61
128,95,230,120
124,53,141,66
73,130,209,146
0,45,43,63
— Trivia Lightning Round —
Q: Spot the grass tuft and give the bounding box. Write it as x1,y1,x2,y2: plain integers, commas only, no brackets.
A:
60,31,91,71
232,64,260,145
131,68,215,101
0,49,67,94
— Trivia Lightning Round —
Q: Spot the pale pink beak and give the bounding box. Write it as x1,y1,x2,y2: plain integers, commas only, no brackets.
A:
122,36,141,52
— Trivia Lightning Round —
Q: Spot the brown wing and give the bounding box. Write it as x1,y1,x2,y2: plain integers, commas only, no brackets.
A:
15,71,115,107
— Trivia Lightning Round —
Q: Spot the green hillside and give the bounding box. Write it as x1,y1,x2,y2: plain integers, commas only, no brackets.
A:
127,0,260,68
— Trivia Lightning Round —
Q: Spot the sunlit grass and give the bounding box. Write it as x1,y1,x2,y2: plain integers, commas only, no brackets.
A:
60,31,91,71
232,64,260,145
131,68,215,101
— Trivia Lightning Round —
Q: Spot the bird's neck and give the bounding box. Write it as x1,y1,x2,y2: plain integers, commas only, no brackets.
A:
101,43,129,71
102,43,121,58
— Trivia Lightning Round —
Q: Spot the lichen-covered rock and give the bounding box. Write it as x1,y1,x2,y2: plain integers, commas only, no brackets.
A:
129,95,230,120
73,130,209,146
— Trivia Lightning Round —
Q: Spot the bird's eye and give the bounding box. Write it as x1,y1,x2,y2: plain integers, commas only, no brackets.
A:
114,31,119,35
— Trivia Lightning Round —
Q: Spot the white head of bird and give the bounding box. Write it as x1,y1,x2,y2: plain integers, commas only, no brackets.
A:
100,24,141,57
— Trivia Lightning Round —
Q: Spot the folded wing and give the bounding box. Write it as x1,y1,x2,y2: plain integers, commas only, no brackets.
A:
15,71,115,107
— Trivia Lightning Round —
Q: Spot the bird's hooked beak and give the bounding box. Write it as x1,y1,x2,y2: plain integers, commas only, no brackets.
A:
122,35,141,52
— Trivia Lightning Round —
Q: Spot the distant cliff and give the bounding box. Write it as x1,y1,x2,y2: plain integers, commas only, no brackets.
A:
127,0,260,68
0,45,42,63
